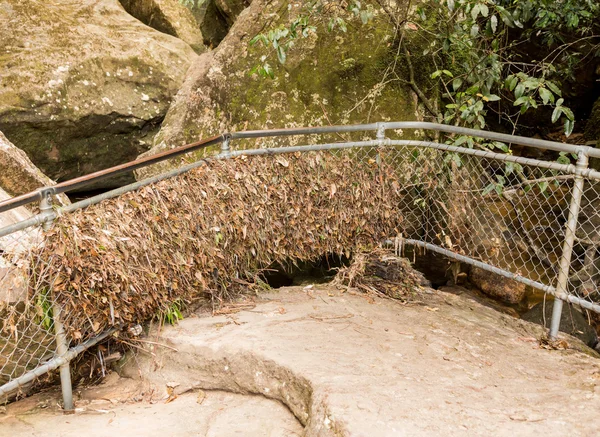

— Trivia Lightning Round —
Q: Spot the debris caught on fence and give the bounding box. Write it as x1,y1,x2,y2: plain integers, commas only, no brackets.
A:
19,151,413,343
332,250,431,302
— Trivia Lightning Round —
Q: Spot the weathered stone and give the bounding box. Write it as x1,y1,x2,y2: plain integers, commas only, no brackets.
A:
118,0,206,53
121,287,600,436
187,0,249,48
469,266,527,304
136,0,421,179
0,257,27,304
0,131,69,205
0,187,41,305
0,188,42,254
0,0,197,188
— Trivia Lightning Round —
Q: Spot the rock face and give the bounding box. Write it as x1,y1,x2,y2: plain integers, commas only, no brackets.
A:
0,188,41,254
0,0,197,188
124,287,600,436
137,0,420,179
0,132,68,304
0,187,40,305
469,266,527,304
188,0,250,48
0,131,69,205
584,97,600,171
118,0,206,53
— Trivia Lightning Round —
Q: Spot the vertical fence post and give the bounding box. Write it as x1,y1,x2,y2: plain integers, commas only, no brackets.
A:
40,190,74,411
376,123,386,165
53,304,74,411
39,189,54,231
549,151,588,340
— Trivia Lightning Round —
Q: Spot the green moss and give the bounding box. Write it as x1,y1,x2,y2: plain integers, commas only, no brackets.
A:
207,7,423,141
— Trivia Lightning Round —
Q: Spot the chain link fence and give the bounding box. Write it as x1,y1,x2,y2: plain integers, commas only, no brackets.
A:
0,122,599,409
0,210,56,400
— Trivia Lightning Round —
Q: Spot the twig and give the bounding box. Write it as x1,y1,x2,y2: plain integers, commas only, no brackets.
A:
130,338,179,352
309,314,354,321
373,0,438,118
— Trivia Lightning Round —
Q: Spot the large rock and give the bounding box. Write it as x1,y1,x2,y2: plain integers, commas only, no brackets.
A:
0,187,41,305
0,131,69,205
123,287,600,436
0,0,197,188
0,131,70,304
136,0,421,178
470,266,527,304
118,0,206,53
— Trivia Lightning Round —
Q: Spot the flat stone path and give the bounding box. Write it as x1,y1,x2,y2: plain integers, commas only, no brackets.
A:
3,285,600,436
1,389,301,437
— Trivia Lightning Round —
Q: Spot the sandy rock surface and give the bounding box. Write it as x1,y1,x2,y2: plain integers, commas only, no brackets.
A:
4,285,600,436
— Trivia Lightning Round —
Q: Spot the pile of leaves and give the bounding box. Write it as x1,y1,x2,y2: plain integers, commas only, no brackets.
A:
332,249,431,302
30,151,412,342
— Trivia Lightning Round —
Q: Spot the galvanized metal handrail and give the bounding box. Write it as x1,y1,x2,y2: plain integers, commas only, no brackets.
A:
1,121,599,215
1,121,599,411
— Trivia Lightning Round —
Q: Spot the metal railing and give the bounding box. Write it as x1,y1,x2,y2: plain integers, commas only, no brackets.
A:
1,121,599,410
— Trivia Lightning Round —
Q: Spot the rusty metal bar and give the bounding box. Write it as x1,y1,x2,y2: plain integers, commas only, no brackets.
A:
2,121,597,215
0,135,223,214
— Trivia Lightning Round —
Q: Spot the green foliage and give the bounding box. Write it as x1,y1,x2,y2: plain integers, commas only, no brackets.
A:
160,299,184,325
249,0,373,78
248,0,598,138
419,0,599,136
35,289,54,331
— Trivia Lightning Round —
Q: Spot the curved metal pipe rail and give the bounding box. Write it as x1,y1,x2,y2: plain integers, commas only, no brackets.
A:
1,121,599,214
1,121,599,408
0,135,224,214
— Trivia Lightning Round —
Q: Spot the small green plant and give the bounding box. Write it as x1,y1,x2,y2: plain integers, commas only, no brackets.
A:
254,277,273,292
160,299,184,325
35,288,54,331
249,0,373,78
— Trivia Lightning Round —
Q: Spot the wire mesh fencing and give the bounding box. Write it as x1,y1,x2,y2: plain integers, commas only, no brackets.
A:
0,217,57,403
0,122,599,409
566,180,600,307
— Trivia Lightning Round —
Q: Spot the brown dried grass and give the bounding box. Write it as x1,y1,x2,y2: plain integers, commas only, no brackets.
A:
30,151,411,342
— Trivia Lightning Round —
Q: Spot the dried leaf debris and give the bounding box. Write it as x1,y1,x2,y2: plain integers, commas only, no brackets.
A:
21,151,416,343
332,250,431,301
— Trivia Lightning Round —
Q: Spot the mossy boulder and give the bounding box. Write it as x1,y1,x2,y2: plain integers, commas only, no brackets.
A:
0,0,197,188
118,0,206,53
137,0,423,178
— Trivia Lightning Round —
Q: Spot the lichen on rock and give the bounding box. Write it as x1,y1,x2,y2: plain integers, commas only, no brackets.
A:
137,0,424,179
118,0,206,53
0,0,197,188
